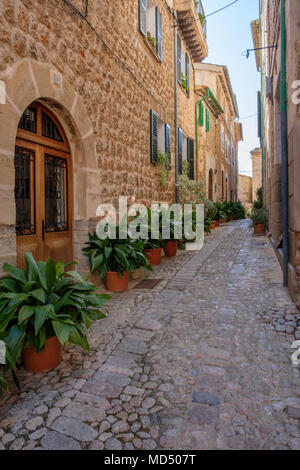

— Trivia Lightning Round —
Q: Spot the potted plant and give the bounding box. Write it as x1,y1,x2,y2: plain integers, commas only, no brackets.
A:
250,207,268,235
163,211,182,257
134,207,164,266
205,200,218,230
0,252,109,375
83,225,153,292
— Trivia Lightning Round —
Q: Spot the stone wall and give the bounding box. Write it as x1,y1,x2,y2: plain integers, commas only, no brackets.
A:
238,174,252,214
260,0,300,306
0,0,181,268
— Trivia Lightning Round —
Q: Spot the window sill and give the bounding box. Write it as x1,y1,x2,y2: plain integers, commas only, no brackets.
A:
142,36,162,63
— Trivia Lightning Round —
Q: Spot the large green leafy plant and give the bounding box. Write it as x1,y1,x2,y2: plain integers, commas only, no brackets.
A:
83,224,153,278
0,252,110,391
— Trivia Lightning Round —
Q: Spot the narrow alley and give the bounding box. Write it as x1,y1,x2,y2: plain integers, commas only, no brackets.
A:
1,220,300,451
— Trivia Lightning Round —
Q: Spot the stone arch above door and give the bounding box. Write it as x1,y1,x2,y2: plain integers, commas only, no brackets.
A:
0,59,98,271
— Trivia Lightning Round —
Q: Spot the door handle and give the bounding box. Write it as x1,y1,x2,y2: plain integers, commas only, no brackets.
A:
42,220,45,241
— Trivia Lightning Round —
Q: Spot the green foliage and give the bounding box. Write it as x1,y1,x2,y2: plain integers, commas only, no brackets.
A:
181,73,189,93
253,187,263,209
147,32,158,50
249,207,268,225
0,253,110,392
0,344,18,396
198,12,206,27
177,161,207,205
83,225,153,278
205,199,217,221
157,149,169,188
214,201,246,220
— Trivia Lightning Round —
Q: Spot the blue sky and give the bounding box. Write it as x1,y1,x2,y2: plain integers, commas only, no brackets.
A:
202,0,260,176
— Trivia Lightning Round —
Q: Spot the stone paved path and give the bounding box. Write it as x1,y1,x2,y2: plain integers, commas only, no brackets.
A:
1,220,300,450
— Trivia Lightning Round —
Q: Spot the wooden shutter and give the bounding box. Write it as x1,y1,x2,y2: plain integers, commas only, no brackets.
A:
199,101,204,126
156,7,163,61
177,35,182,84
165,123,171,170
150,109,158,164
185,53,190,96
206,109,210,131
187,138,195,180
178,127,183,175
139,0,147,36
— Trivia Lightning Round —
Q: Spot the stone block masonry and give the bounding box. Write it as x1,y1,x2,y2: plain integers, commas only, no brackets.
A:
1,221,300,450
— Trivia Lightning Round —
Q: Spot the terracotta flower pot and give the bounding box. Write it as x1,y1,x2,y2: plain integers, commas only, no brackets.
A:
210,221,217,230
215,220,220,227
22,336,62,373
105,271,129,292
219,218,227,224
164,241,178,257
253,224,265,235
228,216,234,221
144,248,162,266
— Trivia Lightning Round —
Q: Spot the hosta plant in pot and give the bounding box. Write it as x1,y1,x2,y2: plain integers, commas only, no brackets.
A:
83,225,153,292
0,252,110,375
162,208,183,258
134,207,164,266
205,200,218,230
250,207,268,235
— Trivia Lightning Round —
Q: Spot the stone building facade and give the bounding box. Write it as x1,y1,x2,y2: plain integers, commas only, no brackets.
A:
194,63,242,202
0,0,210,272
238,174,252,214
251,0,300,305
0,0,240,274
251,147,262,202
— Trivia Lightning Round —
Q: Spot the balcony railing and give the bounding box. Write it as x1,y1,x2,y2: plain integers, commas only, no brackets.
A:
175,0,208,63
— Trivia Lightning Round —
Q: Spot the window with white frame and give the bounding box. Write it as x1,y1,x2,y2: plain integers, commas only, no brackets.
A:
139,0,163,61
177,34,190,95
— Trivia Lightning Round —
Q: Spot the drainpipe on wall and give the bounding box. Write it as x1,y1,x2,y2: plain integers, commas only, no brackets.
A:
195,94,209,182
259,1,265,202
280,0,289,288
174,10,179,203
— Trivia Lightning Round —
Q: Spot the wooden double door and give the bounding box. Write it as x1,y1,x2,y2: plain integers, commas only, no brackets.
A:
15,103,73,268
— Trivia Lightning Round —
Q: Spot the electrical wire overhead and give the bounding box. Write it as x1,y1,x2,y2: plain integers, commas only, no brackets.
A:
173,0,240,27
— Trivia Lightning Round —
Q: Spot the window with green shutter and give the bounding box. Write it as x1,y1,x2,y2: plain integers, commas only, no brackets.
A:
187,138,195,180
199,101,204,126
206,108,210,132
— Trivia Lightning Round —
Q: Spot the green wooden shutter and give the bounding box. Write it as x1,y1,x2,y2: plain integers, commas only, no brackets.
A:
156,7,163,61
178,128,183,175
206,108,210,131
139,0,147,36
199,101,204,126
185,53,190,96
165,123,171,170
177,35,182,84
187,138,195,180
150,110,158,164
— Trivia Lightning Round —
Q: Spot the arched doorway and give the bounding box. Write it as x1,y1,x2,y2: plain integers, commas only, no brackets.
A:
208,169,214,200
15,102,73,268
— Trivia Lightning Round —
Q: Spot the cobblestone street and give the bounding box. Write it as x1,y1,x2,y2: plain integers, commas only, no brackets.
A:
1,220,300,450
